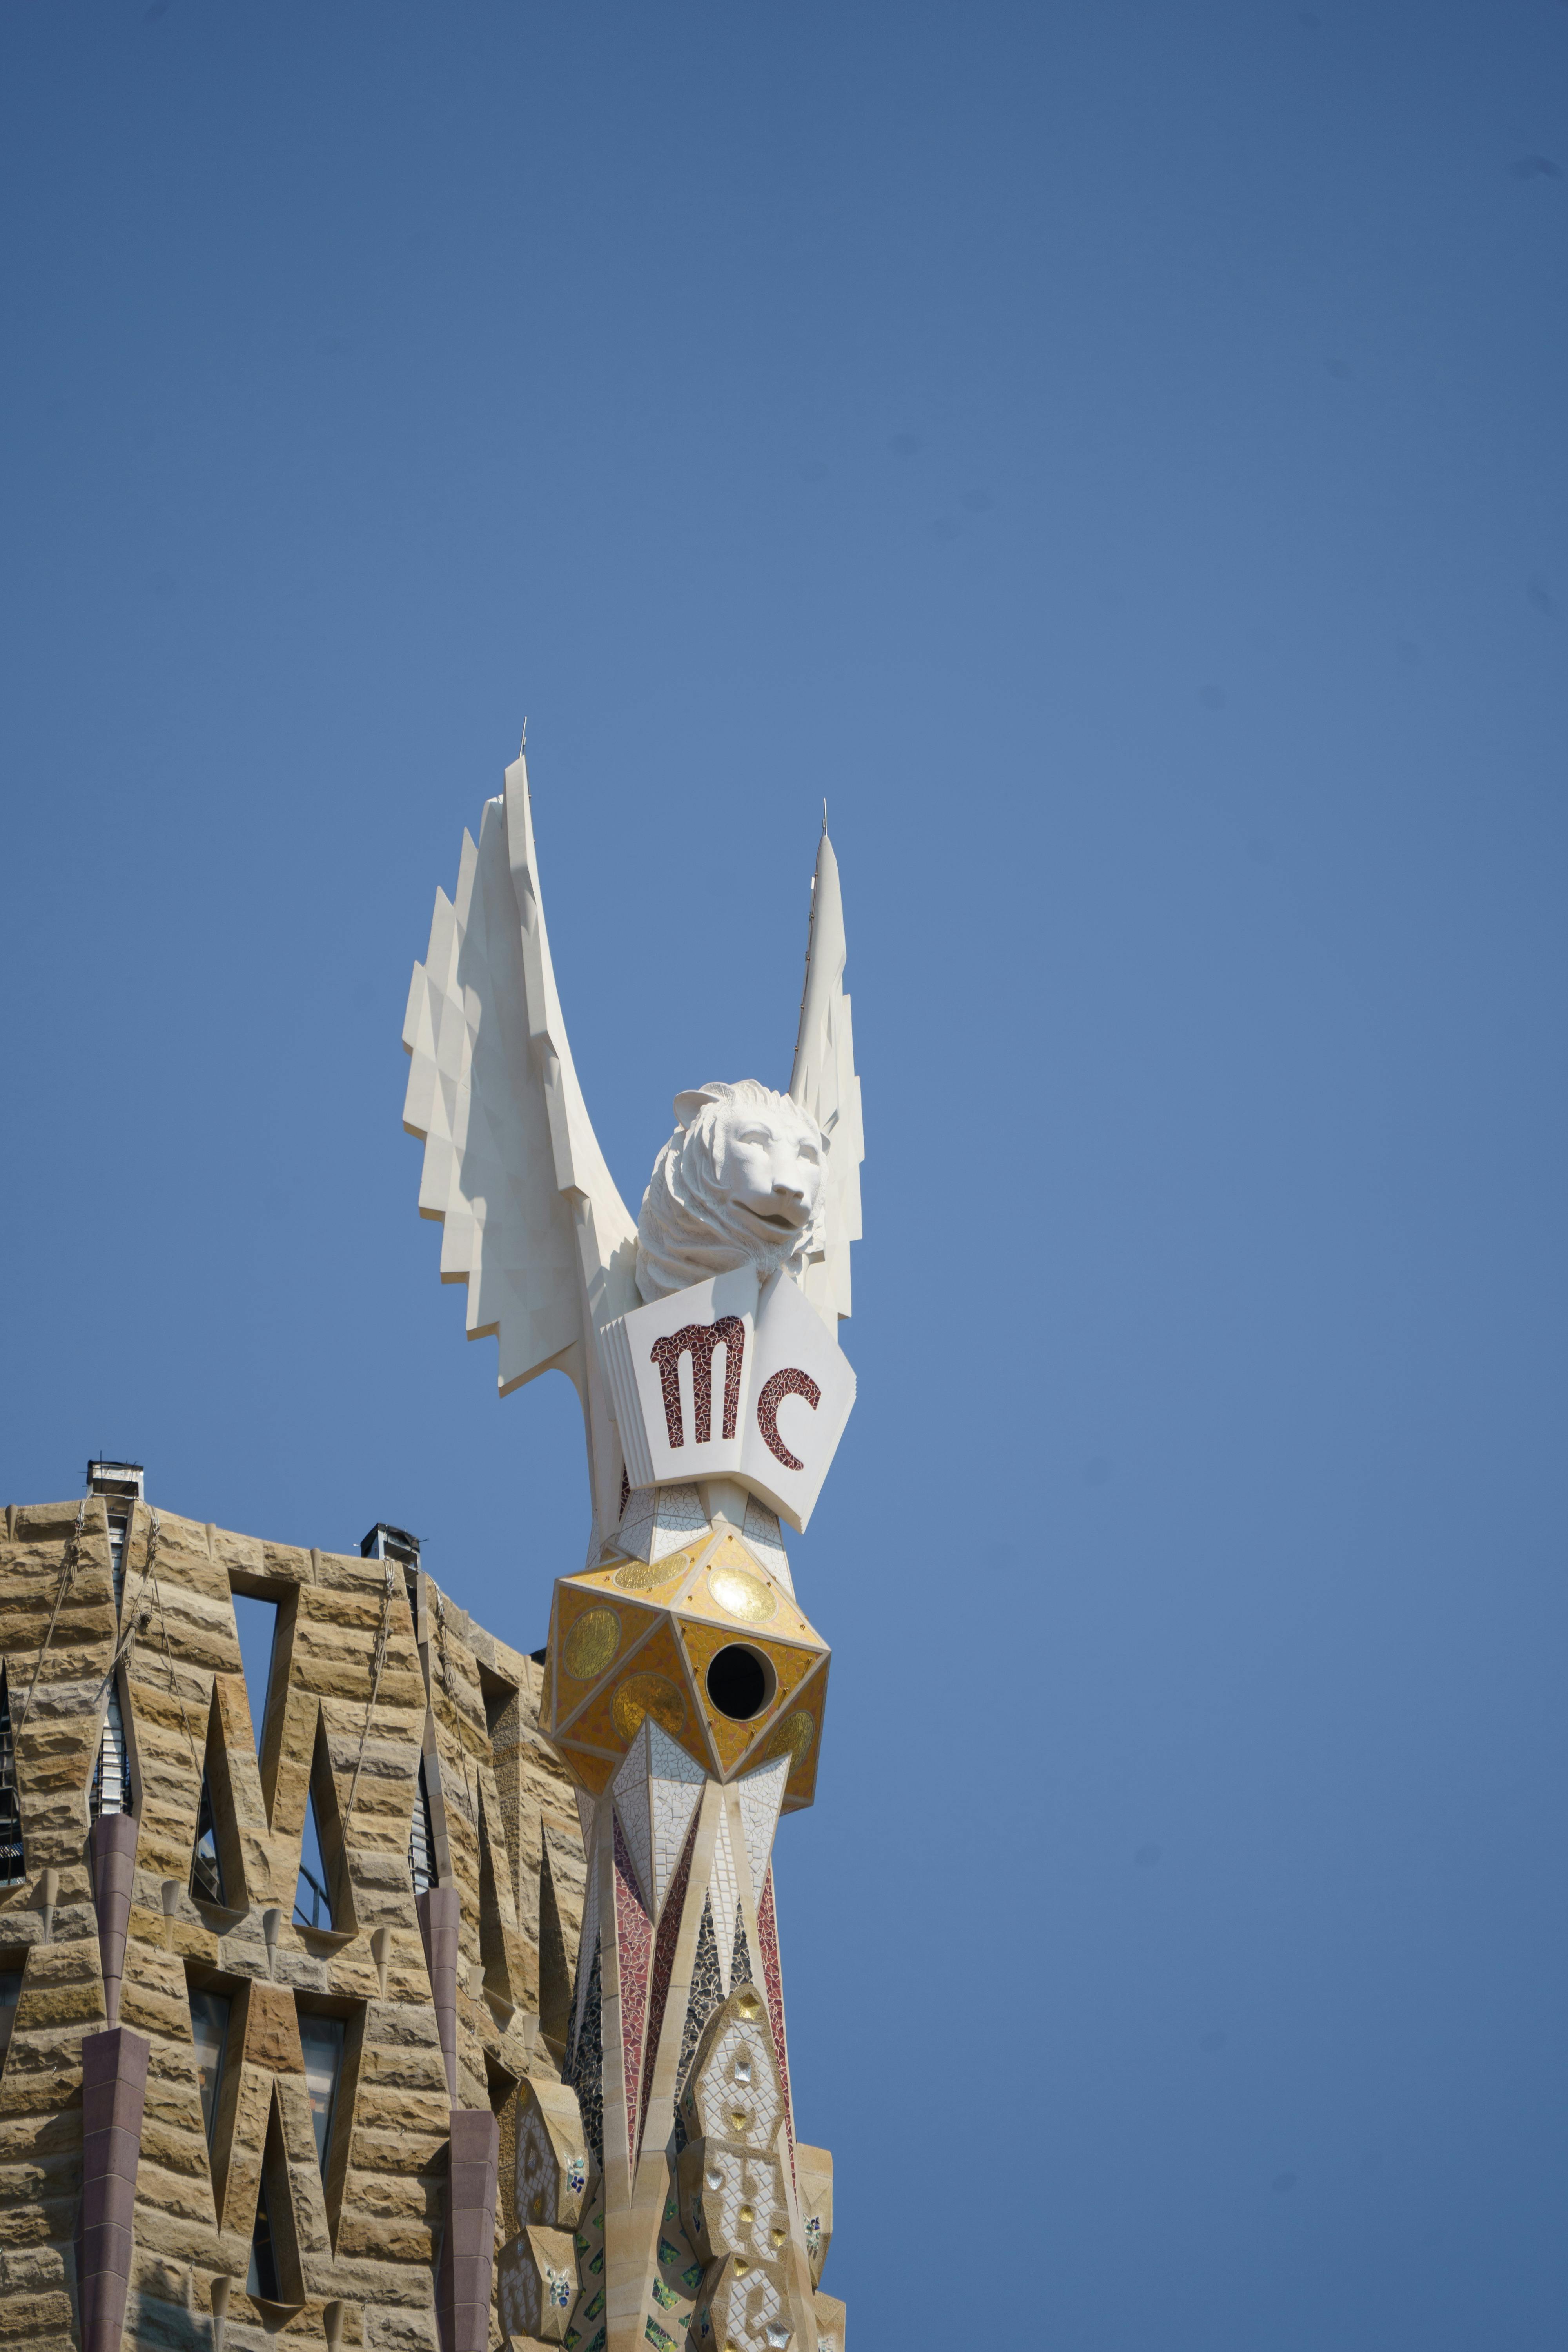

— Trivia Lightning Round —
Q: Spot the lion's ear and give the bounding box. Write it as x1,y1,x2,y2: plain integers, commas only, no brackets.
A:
673,1084,726,1128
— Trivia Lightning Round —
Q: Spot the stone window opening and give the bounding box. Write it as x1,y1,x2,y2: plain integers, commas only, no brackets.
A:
188,1984,230,2145
89,1672,133,1820
297,2008,346,2175
410,1751,438,1893
190,1774,225,1907
0,1664,23,1885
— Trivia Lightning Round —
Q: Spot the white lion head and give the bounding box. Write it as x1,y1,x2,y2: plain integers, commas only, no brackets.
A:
635,1080,827,1303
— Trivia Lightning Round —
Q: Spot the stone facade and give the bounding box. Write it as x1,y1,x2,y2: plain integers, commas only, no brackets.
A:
0,1492,586,2352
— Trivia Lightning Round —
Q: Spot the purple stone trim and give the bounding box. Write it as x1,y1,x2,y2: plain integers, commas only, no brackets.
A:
416,1884,461,2104
87,1811,139,2029
77,2025,149,2352
436,2107,499,2352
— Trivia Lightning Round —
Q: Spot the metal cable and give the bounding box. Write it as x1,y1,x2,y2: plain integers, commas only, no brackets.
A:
15,1502,86,1735
342,1559,396,1829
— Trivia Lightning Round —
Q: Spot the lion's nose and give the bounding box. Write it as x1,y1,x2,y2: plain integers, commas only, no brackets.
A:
772,1182,804,1203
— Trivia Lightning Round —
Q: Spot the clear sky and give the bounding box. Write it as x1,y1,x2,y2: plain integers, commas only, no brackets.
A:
3,5,1565,2343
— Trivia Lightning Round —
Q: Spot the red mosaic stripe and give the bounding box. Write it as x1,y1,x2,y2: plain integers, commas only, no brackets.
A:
755,1862,795,2175
613,1815,653,2171
635,1807,700,2161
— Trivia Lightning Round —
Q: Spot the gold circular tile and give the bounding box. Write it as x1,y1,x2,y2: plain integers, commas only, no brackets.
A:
562,1605,621,1681
764,1708,815,1768
706,1565,776,1624
611,1670,687,1742
613,1551,690,1593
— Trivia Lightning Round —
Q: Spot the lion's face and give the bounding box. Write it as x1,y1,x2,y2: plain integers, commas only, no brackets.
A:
706,1098,824,1241
635,1080,829,1302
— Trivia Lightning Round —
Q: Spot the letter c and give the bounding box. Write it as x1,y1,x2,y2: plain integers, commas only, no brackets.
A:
756,1367,821,1471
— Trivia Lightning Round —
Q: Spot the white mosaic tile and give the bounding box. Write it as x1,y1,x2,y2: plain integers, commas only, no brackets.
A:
736,1754,789,1905
741,1497,793,1594
710,1809,740,1997
615,1481,711,1566
651,1483,710,1563
615,1485,659,1564
691,2013,782,2151
648,1721,705,1918
612,1730,653,1911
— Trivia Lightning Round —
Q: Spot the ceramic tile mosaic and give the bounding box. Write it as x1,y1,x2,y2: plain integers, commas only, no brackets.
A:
673,1894,725,2152
687,2142,790,2268
613,1817,653,2162
650,1317,746,1447
755,1365,821,1470
570,1826,603,2063
677,1615,824,1779
651,1484,711,1562
730,1909,753,1990
736,1754,789,1903
687,2013,782,2151
616,1481,711,1568
755,1866,794,2171
570,1932,604,2166
615,1485,656,1563
635,1808,699,2160
515,2087,579,2233
554,1611,682,1759
612,1730,654,1912
741,1497,794,1594
648,1722,705,1916
709,1811,740,1996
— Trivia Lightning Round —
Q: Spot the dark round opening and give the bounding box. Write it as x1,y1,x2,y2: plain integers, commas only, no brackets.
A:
706,1644,770,1722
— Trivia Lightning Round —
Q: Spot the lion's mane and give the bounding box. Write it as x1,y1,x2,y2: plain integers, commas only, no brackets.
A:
635,1078,826,1303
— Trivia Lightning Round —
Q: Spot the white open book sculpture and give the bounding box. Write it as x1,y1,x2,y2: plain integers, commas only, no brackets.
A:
598,1266,856,1531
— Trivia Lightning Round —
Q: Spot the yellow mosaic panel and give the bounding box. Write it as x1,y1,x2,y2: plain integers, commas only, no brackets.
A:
553,1738,619,1799
676,1548,824,1649
554,1615,710,1778
763,1657,829,1810
608,1545,706,1600
673,1618,828,1781
549,1587,671,1730
562,1604,621,1681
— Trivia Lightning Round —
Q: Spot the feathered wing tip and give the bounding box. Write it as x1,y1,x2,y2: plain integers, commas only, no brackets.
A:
402,744,639,1546
789,828,864,1328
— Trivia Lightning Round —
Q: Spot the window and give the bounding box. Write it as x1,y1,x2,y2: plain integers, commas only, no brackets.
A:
294,1785,333,1929
0,1966,22,2062
87,1462,144,1613
409,1754,437,1893
247,2180,280,2300
190,1775,225,1906
107,1510,131,1611
89,1680,132,1818
232,1594,281,1757
0,1666,23,1885
189,1987,230,2143
297,2012,345,2174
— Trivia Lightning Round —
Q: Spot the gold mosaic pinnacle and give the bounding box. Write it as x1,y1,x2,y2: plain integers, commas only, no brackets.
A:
545,1521,830,1802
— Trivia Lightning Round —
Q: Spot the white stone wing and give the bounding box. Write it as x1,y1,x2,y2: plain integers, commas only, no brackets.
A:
789,828,864,1328
401,747,639,1535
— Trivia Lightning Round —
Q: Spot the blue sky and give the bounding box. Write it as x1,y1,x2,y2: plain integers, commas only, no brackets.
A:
2,5,1565,2343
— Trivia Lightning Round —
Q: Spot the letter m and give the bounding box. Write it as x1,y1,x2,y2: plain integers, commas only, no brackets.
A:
649,1317,746,1449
